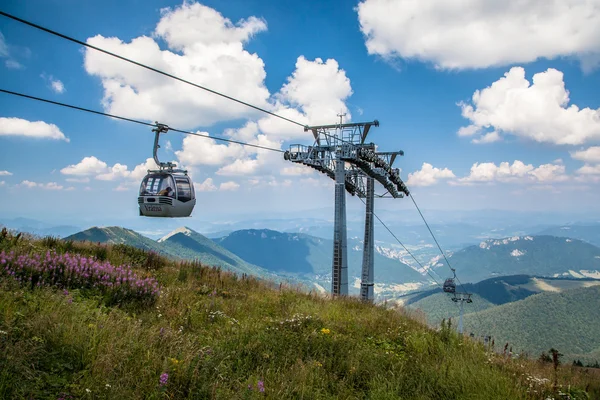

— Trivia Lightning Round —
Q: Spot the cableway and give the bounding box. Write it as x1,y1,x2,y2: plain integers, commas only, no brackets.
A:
0,9,480,332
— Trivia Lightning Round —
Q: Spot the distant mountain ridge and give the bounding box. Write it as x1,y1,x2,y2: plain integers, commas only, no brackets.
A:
436,235,600,283
65,226,280,280
535,224,600,247
212,229,428,287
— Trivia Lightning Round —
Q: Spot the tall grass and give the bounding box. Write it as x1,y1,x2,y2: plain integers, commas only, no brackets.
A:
0,231,596,399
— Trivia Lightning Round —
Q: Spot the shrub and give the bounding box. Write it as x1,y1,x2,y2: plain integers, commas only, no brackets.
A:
0,250,160,305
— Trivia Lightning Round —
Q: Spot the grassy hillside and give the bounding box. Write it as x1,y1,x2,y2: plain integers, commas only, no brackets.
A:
463,286,600,363
440,235,600,283
1,230,596,399
406,293,496,326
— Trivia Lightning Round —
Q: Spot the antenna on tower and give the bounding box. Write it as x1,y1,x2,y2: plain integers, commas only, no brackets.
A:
337,111,346,126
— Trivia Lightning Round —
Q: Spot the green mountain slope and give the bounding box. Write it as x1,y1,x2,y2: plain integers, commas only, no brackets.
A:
213,229,427,285
401,275,600,326
439,235,600,283
65,226,169,255
464,285,600,362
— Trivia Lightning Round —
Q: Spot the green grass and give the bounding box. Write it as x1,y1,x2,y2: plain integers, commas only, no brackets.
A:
0,230,596,399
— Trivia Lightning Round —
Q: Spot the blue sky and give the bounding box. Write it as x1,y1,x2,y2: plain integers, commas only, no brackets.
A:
1,0,600,225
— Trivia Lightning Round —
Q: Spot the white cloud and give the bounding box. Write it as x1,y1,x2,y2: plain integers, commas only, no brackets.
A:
83,2,270,129
458,67,600,145
0,32,7,58
202,56,354,177
571,147,600,164
472,131,502,144
61,156,108,176
0,181,4,186
66,177,90,183
60,156,160,182
195,178,217,192
216,158,260,176
113,183,132,191
175,134,245,167
219,181,240,191
278,56,353,127
130,158,160,181
96,163,131,181
576,164,600,175
356,0,600,71
19,180,64,190
41,73,66,94
456,160,568,184
51,80,65,94
0,117,69,142
0,32,24,70
281,165,316,176
5,60,23,69
65,186,75,191
0,170,12,176
406,163,455,187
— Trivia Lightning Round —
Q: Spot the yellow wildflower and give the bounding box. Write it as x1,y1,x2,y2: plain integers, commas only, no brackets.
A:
320,328,330,335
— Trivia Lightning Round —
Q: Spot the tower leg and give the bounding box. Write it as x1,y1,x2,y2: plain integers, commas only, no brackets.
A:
360,177,375,301
458,300,464,335
332,151,348,296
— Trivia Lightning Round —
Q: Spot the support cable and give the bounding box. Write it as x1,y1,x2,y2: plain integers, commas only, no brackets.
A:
0,89,285,154
0,10,306,129
358,197,442,289
0,10,369,150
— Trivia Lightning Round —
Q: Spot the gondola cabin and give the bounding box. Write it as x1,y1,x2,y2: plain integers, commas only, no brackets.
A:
443,278,456,293
138,171,195,217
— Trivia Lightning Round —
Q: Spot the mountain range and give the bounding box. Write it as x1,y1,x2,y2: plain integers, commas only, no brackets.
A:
434,235,600,283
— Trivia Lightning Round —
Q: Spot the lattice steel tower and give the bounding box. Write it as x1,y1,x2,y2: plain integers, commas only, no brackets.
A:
284,118,410,299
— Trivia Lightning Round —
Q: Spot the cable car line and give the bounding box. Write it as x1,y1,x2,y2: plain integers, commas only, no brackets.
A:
0,88,285,154
1,85,471,297
0,10,307,130
2,11,481,328
357,197,443,289
409,193,469,294
0,10,371,152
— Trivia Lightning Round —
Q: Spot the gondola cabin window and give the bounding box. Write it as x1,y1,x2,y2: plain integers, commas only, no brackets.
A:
175,177,193,202
140,174,175,197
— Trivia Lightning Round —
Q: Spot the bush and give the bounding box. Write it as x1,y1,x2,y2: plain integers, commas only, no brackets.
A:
0,250,160,306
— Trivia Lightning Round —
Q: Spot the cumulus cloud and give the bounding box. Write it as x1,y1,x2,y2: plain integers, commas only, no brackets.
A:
96,163,131,181
458,67,600,145
175,134,245,167
571,147,600,164
195,178,217,192
60,156,109,176
576,164,600,175
0,117,69,141
19,180,64,190
219,181,240,191
356,0,600,71
83,2,270,128
455,160,568,184
0,170,12,176
406,163,455,187
41,73,66,94
60,156,159,182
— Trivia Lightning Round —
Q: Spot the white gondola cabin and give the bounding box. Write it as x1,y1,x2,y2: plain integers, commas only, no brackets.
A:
138,123,196,218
